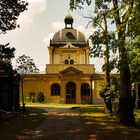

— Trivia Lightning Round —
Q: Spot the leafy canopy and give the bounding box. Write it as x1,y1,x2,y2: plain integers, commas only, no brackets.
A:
0,43,15,63
129,37,140,82
0,0,28,33
16,54,39,75
70,0,92,10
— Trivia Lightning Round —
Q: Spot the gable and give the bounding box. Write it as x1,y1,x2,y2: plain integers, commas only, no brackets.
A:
59,66,83,76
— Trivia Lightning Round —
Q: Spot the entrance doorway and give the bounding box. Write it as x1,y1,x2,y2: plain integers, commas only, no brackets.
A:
66,82,76,104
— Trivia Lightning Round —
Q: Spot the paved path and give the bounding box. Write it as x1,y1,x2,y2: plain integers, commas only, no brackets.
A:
29,107,89,140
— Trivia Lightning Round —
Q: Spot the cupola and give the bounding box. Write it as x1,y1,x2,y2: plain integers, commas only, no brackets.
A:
64,13,73,29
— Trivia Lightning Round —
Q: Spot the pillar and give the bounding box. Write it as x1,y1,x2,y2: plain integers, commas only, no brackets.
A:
61,80,66,104
76,81,81,104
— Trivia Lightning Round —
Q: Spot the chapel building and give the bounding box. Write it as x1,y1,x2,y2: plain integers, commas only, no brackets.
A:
22,14,104,104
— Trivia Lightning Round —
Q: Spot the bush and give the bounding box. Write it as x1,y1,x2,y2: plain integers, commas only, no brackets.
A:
36,92,44,103
99,84,119,102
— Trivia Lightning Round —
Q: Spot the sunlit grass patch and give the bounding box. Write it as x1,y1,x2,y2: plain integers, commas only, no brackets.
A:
76,105,140,140
76,104,105,114
81,112,106,117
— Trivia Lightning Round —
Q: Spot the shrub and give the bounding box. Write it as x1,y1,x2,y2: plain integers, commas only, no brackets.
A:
36,92,44,103
99,83,119,102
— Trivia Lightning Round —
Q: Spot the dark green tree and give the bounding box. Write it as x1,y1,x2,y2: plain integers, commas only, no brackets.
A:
0,0,28,117
129,37,140,83
127,1,140,39
69,0,139,126
0,0,28,66
127,0,140,83
0,0,28,33
110,2,138,126
89,2,118,114
126,35,140,109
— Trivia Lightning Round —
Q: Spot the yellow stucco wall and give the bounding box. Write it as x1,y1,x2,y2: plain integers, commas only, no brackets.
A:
20,73,104,104
45,64,95,74
48,47,90,65
20,76,47,102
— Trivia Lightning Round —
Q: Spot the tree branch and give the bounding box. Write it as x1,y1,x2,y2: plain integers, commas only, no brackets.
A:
112,0,121,26
122,0,134,24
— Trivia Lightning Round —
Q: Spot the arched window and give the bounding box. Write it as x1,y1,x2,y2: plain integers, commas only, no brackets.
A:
81,83,90,96
51,84,60,96
65,59,69,64
70,59,74,64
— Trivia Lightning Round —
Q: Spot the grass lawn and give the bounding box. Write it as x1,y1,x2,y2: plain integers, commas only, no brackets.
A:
76,105,140,140
0,107,47,140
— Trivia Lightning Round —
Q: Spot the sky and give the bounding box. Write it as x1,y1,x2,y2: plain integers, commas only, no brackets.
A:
0,0,103,72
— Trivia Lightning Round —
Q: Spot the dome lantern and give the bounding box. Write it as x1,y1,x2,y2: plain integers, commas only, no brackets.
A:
64,13,73,29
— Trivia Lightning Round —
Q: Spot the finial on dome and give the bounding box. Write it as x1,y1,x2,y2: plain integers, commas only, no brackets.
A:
64,10,73,29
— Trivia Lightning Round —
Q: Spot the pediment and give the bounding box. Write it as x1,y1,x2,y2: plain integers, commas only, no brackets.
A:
61,42,77,48
59,66,83,76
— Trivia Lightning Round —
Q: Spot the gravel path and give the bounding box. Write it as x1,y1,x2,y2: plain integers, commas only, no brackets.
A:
29,107,89,140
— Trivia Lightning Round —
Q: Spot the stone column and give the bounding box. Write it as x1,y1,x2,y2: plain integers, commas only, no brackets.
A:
86,48,90,64
45,80,50,102
61,80,66,104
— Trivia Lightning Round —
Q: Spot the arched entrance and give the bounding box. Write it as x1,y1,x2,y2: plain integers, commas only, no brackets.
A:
66,82,76,104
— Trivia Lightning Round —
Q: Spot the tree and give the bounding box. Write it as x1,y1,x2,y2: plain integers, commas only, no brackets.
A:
89,2,118,114
0,0,28,33
0,0,28,66
112,0,138,126
127,1,140,39
0,43,15,63
15,54,39,108
127,0,140,83
0,0,28,117
99,77,119,105
129,37,140,83
69,0,139,126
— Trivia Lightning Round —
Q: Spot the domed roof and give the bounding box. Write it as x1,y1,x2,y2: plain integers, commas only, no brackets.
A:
50,14,88,48
52,28,86,42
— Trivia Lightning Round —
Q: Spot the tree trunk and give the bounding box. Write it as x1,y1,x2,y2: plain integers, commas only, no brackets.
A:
104,48,112,114
119,97,135,126
104,15,112,114
118,35,135,126
137,83,140,109
112,0,135,126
